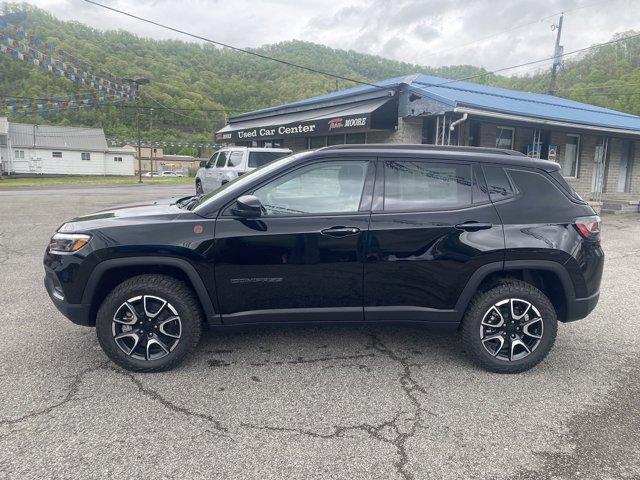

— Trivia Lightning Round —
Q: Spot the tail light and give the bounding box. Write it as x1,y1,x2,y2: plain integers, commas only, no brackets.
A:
574,215,601,239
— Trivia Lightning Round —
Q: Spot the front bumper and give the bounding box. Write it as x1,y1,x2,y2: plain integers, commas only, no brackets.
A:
44,270,93,327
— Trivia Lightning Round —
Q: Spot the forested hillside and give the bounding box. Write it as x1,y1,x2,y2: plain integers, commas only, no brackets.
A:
1,3,640,155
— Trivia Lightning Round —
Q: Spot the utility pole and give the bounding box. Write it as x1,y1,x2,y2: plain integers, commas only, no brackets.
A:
149,108,154,176
548,13,564,96
136,108,142,183
124,78,150,183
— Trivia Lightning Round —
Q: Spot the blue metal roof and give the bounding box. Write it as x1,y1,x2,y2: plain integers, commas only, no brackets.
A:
229,73,640,133
409,74,640,132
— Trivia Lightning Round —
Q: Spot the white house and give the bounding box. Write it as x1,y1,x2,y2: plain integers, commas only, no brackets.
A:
0,117,135,176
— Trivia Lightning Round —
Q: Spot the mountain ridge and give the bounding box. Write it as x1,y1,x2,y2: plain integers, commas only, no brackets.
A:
1,3,639,155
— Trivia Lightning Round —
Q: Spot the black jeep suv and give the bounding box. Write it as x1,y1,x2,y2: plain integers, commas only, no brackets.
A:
44,145,603,373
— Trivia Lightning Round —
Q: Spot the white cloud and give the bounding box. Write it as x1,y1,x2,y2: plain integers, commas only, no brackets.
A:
29,0,640,75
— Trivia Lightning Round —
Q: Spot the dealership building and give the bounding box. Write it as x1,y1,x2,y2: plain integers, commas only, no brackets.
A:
216,74,640,211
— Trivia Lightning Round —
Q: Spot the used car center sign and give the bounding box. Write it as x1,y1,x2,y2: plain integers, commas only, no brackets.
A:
216,113,370,142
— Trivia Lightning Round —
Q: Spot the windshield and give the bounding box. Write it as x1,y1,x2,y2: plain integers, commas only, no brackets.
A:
192,152,306,211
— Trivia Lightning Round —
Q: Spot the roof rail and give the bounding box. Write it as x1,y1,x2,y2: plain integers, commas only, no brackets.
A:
321,144,527,156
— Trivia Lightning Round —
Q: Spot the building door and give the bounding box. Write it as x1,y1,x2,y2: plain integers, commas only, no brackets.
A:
617,140,634,193
591,137,609,201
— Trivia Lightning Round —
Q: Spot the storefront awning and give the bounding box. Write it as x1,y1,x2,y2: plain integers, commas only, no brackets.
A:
216,96,397,142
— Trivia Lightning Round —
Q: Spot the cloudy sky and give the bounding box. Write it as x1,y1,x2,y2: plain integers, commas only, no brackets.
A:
32,0,640,76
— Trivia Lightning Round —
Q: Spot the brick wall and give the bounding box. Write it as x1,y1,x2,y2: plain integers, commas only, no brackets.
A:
367,117,422,144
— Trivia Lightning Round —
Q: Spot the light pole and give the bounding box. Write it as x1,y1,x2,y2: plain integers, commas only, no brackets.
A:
124,78,150,183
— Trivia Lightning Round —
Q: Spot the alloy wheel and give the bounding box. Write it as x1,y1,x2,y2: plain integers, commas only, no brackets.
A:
112,295,182,361
479,298,543,361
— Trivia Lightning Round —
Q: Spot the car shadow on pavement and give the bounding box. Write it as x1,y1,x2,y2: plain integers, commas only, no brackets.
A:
195,323,467,371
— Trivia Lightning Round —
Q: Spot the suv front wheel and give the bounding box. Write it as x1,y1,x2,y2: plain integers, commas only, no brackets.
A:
461,280,558,373
96,275,203,372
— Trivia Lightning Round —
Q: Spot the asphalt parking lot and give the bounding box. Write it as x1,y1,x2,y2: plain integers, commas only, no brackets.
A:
0,184,639,480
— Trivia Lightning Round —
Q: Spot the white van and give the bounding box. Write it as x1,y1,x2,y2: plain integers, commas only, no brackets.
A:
195,147,292,194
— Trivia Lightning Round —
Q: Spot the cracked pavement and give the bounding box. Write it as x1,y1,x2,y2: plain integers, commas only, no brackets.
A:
1,184,639,479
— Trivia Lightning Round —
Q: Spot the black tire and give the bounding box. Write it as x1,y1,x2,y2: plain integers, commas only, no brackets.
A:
195,179,203,195
461,280,558,374
96,274,203,372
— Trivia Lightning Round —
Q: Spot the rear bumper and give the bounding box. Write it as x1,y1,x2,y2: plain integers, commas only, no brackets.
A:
44,271,93,327
564,290,600,322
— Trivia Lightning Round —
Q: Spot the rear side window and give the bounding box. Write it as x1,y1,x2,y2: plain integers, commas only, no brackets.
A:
548,170,585,203
483,166,514,201
506,168,574,210
227,151,243,167
248,151,288,168
383,161,472,211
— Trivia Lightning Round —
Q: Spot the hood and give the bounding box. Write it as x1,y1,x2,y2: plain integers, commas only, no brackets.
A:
57,195,193,233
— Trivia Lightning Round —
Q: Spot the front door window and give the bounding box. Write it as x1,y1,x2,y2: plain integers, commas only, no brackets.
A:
253,161,368,215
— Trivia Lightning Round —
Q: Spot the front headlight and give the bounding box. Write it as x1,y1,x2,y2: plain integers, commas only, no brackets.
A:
48,233,91,255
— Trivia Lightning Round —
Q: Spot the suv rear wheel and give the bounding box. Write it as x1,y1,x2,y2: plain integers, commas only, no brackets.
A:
461,280,558,373
96,274,203,372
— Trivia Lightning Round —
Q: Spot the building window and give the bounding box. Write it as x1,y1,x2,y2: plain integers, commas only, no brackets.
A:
81,152,91,161
52,151,62,158
307,133,367,149
496,126,515,150
14,150,25,159
345,132,366,144
0,135,7,146
260,139,284,148
114,157,123,162
561,135,580,178
308,136,327,149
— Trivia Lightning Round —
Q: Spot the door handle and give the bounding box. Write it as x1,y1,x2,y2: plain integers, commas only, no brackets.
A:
321,226,361,237
455,222,493,231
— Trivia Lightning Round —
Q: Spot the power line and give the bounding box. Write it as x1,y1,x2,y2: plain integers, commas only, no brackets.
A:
558,81,640,93
83,0,384,89
438,0,612,55
145,91,212,121
418,31,640,88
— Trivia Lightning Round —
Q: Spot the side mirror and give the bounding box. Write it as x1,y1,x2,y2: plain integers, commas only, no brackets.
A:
231,195,263,218
199,161,207,168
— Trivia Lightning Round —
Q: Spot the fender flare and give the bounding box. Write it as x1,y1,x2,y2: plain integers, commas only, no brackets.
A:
454,260,576,320
82,256,218,322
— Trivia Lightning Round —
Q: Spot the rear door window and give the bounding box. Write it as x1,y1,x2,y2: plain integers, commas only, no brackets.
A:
383,160,472,211
483,165,515,201
227,151,244,168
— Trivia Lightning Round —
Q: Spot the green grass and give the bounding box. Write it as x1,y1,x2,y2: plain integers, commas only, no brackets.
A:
0,175,193,188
